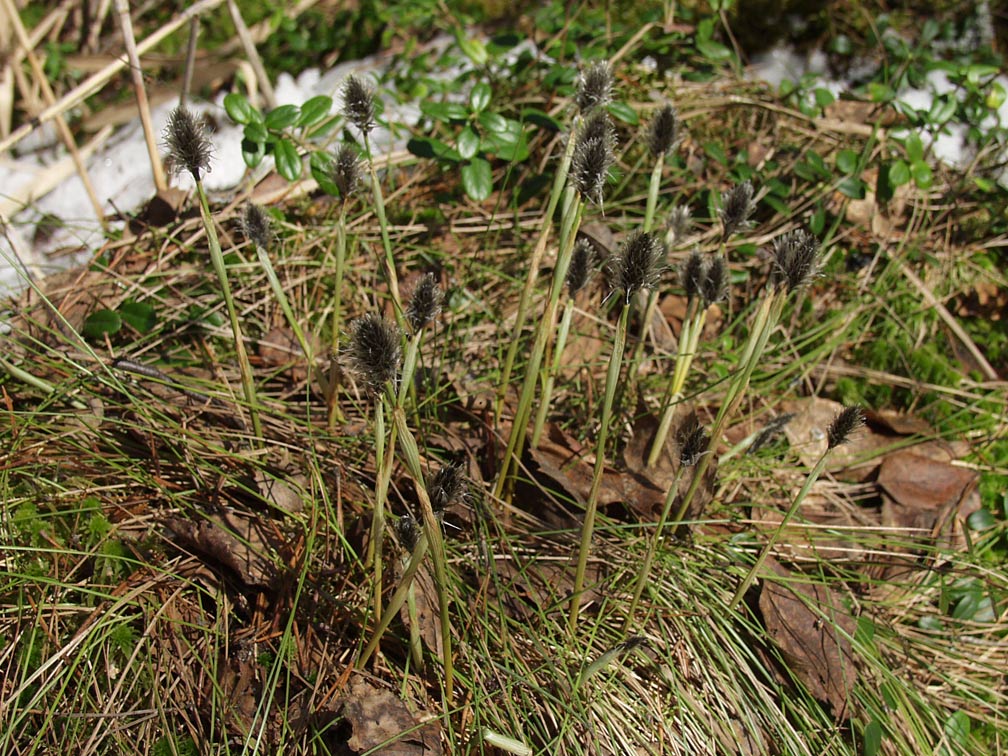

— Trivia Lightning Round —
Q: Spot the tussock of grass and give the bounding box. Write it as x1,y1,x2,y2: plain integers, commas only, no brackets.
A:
2,4,1008,756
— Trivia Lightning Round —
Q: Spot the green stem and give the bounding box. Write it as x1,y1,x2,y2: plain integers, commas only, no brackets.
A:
494,197,584,502
363,133,404,327
254,243,312,362
623,463,686,631
727,448,831,611
569,303,630,636
195,179,261,441
496,118,580,420
531,297,575,448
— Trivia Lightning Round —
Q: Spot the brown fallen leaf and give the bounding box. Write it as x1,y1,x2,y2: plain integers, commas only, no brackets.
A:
168,509,282,588
759,557,858,720
340,676,442,755
878,449,981,554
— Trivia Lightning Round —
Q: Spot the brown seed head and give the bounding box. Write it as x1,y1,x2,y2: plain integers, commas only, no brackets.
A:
678,416,709,467
700,256,729,306
240,203,274,249
679,248,705,300
770,228,822,293
576,60,614,113
428,461,467,513
611,230,665,304
827,405,864,449
719,181,756,239
342,74,375,135
648,103,681,158
406,272,442,333
164,105,212,181
666,204,692,245
329,143,363,201
344,313,402,395
567,238,596,296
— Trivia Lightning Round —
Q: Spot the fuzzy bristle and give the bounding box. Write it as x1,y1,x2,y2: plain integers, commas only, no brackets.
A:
667,205,692,245
406,273,442,333
700,256,729,306
827,405,864,449
428,462,467,512
344,313,402,395
611,230,665,303
240,203,274,249
571,114,615,205
567,238,596,296
330,143,363,200
719,181,756,239
394,514,419,552
164,106,212,181
679,248,705,300
342,74,376,135
575,60,614,113
678,417,709,467
770,228,822,293
648,103,680,158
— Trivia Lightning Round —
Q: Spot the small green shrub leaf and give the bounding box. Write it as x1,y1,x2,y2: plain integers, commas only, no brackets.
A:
310,151,340,196
407,136,461,163
944,711,971,748
83,309,122,339
521,108,562,131
837,176,866,199
967,509,996,531
224,93,257,125
836,149,859,175
469,82,492,113
422,101,468,123
244,121,268,144
888,159,911,187
911,161,933,189
903,132,924,163
606,101,638,125
928,95,956,124
242,137,265,168
461,157,493,201
118,301,157,333
264,104,301,130
273,138,302,181
296,95,332,128
457,126,480,160
477,111,508,135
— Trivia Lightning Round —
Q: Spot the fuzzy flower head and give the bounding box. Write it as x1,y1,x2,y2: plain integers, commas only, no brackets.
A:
344,313,402,395
769,228,822,293
677,416,710,467
164,105,212,181
719,180,756,239
395,514,419,552
341,74,375,135
679,248,705,300
666,204,692,246
406,272,442,333
575,60,614,113
700,255,729,306
567,238,597,296
610,230,666,304
240,203,274,249
827,405,864,449
328,143,363,201
648,103,681,158
571,112,616,205
427,461,467,513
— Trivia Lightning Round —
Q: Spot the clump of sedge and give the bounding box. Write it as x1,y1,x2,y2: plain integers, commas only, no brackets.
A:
345,314,402,395
719,180,756,240
575,60,614,113
341,74,375,135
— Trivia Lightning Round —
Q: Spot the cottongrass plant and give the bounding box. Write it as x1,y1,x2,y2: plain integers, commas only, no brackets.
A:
165,105,261,440
648,250,729,466
240,204,315,370
663,227,824,532
351,282,456,705
342,74,405,325
324,142,364,426
495,107,616,500
569,229,665,635
728,405,865,611
496,60,613,418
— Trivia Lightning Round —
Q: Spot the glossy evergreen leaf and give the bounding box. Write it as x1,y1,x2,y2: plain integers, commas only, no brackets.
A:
461,157,492,201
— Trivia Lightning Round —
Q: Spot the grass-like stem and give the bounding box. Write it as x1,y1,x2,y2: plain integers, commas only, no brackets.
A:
195,180,262,441
569,301,631,635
